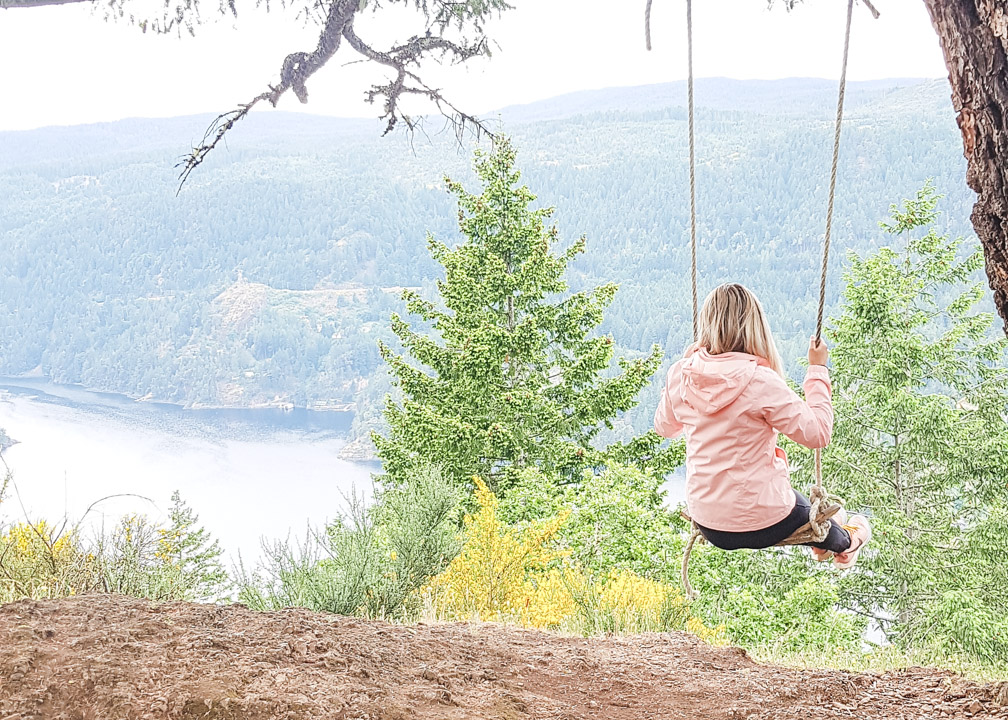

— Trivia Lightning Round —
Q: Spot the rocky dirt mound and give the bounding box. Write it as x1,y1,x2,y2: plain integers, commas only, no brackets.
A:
1,595,1006,720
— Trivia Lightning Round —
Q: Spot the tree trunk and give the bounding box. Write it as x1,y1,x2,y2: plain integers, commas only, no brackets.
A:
923,0,1008,334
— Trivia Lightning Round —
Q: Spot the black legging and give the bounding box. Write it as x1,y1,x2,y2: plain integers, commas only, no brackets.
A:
696,490,852,553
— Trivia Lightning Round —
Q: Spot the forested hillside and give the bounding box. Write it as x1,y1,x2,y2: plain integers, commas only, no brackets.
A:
0,78,979,439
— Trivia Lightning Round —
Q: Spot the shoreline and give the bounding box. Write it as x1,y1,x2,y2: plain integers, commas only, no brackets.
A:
0,375,376,463
0,375,357,415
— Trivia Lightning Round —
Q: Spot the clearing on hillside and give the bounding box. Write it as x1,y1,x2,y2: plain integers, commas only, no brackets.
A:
0,595,1005,719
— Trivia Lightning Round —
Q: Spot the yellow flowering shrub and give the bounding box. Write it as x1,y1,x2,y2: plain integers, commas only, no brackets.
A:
424,477,570,621
516,566,585,628
423,478,726,643
686,616,728,645
594,569,674,632
0,521,95,603
0,491,226,604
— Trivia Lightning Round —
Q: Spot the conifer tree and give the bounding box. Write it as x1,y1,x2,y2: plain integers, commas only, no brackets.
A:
821,184,1008,662
159,491,230,602
373,139,680,492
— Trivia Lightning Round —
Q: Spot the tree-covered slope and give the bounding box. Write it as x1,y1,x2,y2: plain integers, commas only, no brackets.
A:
0,78,977,425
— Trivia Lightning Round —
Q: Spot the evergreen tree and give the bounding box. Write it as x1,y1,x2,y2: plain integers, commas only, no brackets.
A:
157,491,230,602
822,184,1008,663
373,139,680,492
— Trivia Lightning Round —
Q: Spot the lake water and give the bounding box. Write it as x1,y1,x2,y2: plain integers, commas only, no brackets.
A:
0,377,687,572
0,378,376,566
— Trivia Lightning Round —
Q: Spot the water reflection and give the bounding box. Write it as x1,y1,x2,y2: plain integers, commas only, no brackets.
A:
0,378,374,566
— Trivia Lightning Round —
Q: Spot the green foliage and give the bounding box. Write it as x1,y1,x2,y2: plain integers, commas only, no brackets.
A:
799,183,1008,663
500,463,682,577
370,465,464,613
158,490,230,600
913,590,1008,668
561,465,681,576
244,494,385,616
373,139,678,493
237,464,461,618
235,532,331,613
94,492,229,601
712,574,865,653
0,488,226,603
683,544,867,653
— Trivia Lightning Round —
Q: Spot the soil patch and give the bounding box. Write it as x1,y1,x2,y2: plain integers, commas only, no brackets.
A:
1,595,1005,719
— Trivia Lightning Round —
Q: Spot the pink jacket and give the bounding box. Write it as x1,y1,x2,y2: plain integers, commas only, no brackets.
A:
653,348,833,532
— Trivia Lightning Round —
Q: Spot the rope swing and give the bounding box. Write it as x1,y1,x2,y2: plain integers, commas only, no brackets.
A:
646,0,876,600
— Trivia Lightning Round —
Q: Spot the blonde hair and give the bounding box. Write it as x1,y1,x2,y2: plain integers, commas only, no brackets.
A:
694,283,784,377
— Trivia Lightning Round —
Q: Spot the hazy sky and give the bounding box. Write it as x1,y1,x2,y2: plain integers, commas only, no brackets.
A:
0,1,949,132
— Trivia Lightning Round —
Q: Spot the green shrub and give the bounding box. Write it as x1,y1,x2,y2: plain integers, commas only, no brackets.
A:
501,464,680,578
236,492,382,615
370,465,463,615
237,464,462,619
94,492,229,602
0,484,226,604
907,590,1008,667
686,547,867,654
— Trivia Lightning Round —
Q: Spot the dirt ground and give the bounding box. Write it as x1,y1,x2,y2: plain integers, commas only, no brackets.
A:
1,595,1006,720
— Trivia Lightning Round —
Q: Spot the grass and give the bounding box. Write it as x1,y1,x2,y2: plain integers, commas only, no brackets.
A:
754,645,1008,683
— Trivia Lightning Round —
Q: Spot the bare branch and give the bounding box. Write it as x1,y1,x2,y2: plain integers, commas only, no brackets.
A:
178,0,497,189
176,0,356,190
343,18,492,139
175,96,268,192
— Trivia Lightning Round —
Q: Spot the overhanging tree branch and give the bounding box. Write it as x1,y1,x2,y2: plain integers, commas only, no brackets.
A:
175,0,502,190
3,0,236,35
8,0,507,189
175,0,354,188
344,18,491,137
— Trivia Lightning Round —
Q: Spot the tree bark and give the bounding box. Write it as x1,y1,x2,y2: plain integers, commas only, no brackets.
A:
923,0,1008,334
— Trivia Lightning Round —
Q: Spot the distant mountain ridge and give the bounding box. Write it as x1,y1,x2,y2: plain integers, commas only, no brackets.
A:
0,78,949,168
493,77,947,123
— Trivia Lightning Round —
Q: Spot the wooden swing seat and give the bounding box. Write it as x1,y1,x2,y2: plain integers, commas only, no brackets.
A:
681,498,842,548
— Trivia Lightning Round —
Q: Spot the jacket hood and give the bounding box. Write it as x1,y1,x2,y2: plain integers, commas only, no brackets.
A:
680,349,760,414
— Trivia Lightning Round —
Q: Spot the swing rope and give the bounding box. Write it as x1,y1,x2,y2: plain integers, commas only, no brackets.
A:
809,0,855,544
667,0,860,601
687,0,699,340
682,0,703,601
